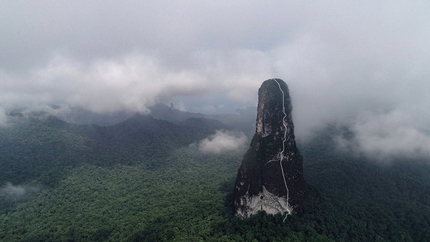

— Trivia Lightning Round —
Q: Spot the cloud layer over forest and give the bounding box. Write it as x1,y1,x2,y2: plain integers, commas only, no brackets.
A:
1,1,430,159
0,183,40,201
198,130,248,154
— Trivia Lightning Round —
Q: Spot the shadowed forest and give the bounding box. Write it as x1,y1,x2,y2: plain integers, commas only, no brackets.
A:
1,114,430,241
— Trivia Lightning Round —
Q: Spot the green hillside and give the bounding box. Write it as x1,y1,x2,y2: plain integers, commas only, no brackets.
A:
1,116,430,241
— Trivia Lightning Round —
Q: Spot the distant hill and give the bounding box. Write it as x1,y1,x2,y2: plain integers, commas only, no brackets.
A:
1,112,430,241
149,103,256,134
148,103,206,123
10,103,255,134
59,107,135,126
0,113,227,189
209,106,256,135
9,105,135,126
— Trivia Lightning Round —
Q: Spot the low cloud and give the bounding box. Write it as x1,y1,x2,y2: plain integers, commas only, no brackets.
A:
0,50,271,115
335,111,430,161
176,101,187,112
0,54,210,114
0,107,8,127
198,130,248,154
0,182,41,201
21,104,72,119
2,1,430,161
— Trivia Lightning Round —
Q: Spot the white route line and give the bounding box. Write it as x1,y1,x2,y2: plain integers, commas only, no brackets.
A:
272,79,293,222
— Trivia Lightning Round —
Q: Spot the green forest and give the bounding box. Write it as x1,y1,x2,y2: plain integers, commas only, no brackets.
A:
1,115,430,241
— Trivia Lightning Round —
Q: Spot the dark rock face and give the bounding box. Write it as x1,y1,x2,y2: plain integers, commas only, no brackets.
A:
233,78,306,219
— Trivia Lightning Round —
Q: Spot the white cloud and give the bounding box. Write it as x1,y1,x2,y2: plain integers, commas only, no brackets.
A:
198,130,248,154
21,105,72,119
1,1,430,159
0,182,40,201
336,111,430,160
176,101,187,112
0,54,209,113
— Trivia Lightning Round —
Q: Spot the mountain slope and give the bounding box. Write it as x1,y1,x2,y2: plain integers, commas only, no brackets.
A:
1,116,430,241
0,114,226,191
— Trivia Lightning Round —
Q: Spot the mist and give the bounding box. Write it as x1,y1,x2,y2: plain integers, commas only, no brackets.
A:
0,182,41,201
334,111,430,161
198,130,248,154
0,107,7,127
1,1,430,159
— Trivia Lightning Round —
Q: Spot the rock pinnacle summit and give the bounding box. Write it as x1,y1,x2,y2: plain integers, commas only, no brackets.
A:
233,78,306,219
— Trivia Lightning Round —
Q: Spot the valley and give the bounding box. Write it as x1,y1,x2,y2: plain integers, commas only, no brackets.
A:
0,109,430,241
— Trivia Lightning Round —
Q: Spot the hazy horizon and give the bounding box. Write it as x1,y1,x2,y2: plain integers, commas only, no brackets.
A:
2,1,430,159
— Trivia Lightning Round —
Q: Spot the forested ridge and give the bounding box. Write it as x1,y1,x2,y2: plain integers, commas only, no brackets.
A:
1,115,430,241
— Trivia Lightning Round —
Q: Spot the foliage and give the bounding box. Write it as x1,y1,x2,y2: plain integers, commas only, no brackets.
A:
1,117,430,241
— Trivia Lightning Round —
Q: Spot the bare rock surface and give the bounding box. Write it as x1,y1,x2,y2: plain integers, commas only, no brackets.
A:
233,78,306,219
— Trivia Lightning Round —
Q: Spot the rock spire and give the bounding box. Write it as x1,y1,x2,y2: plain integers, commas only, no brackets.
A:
233,78,306,219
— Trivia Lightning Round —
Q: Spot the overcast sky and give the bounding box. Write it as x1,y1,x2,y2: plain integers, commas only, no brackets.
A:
1,1,430,158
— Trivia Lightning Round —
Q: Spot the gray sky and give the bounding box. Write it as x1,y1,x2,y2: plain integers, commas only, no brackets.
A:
1,1,430,158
